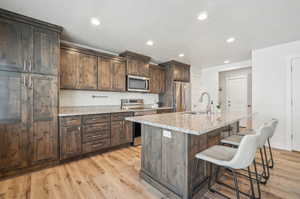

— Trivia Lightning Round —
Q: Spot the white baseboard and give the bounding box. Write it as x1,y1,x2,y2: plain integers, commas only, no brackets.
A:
270,142,292,151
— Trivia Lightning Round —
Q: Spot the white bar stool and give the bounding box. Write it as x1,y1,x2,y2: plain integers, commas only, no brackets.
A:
195,133,261,199
238,119,278,169
221,119,276,184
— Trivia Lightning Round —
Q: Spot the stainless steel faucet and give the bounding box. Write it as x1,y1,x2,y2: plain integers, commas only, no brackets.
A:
199,92,211,114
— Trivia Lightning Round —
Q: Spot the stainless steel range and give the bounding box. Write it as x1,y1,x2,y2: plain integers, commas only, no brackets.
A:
121,99,156,146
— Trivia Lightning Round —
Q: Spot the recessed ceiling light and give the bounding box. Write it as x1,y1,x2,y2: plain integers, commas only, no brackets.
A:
197,12,208,21
226,37,236,43
146,40,154,46
90,17,101,26
179,53,185,57
224,60,230,64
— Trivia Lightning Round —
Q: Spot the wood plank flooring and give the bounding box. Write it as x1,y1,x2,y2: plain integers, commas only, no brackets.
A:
0,146,299,199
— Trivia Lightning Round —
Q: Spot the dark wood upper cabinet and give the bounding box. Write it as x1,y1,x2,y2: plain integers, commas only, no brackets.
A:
60,48,79,89
29,74,58,164
60,44,127,91
60,48,97,90
32,28,59,75
0,71,29,171
98,57,112,90
150,65,166,94
111,59,126,91
0,18,33,73
77,53,97,90
119,51,151,77
161,60,190,82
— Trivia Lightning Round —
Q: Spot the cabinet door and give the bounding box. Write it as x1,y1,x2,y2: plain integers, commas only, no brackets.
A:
111,121,123,146
98,57,112,90
60,125,82,160
29,75,58,164
60,49,79,89
78,53,97,89
112,60,126,91
138,60,149,77
183,66,190,82
0,18,33,72
123,121,133,143
32,28,59,75
173,65,181,81
0,72,29,171
126,59,137,76
159,68,166,93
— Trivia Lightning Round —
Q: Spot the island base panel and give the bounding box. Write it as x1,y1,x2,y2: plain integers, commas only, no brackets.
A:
140,123,238,199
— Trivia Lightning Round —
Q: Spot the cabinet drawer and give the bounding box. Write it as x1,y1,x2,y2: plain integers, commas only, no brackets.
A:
60,116,81,127
82,139,110,153
83,123,109,133
82,114,110,124
83,130,109,143
111,112,133,121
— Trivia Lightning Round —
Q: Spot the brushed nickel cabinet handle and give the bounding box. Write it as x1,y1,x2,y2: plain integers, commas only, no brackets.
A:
29,76,33,89
29,59,32,72
23,60,27,71
23,76,27,87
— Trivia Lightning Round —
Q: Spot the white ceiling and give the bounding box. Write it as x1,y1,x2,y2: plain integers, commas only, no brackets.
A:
1,0,300,68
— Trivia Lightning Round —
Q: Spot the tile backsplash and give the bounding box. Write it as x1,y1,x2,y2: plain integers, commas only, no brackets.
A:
60,90,159,107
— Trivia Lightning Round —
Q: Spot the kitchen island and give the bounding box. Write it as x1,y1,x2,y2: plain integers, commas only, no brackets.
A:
126,111,251,199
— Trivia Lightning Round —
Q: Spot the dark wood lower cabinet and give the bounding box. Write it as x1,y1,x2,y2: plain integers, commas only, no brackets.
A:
0,72,29,172
29,75,58,164
59,112,133,160
60,116,82,160
111,112,133,147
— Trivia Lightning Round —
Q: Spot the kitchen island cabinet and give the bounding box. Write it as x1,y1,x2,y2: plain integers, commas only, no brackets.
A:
126,112,250,199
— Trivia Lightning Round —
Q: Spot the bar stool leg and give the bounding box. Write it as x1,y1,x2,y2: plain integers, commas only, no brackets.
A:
263,146,270,178
259,149,268,184
253,160,261,199
247,166,255,199
232,170,240,199
267,139,274,168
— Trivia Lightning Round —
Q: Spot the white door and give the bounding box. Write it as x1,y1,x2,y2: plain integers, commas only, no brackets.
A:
292,58,300,151
226,75,248,127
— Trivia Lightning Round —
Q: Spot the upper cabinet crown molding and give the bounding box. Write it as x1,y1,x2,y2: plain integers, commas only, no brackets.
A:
60,43,125,62
119,51,151,62
160,60,190,68
0,8,62,33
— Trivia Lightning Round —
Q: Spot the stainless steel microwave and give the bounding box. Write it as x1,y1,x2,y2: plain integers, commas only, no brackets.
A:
127,75,150,92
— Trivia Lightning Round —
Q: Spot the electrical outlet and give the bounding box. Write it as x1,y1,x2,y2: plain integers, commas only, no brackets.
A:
163,130,172,138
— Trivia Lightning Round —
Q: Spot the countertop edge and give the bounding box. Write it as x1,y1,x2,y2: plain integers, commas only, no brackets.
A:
125,116,246,136
58,107,173,117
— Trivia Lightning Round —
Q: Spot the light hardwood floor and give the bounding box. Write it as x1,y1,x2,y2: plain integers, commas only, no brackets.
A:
0,146,299,199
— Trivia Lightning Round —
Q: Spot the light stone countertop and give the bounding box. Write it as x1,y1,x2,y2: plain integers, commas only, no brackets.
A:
59,106,173,117
125,111,255,135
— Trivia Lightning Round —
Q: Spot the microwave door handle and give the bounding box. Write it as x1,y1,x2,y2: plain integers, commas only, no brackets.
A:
146,79,149,91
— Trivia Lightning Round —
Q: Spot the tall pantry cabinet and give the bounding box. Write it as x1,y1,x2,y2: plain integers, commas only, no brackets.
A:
0,9,62,177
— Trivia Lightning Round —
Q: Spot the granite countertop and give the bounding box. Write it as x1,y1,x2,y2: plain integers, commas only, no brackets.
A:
125,111,255,135
59,106,173,117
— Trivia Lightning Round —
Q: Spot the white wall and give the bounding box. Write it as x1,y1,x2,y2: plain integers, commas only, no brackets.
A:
252,40,300,150
60,90,159,107
194,60,251,110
